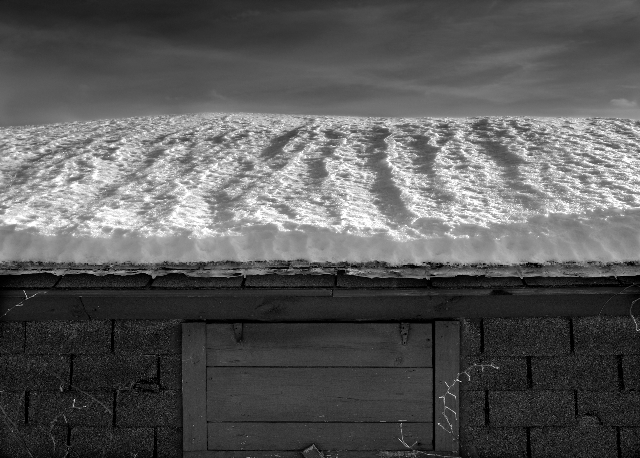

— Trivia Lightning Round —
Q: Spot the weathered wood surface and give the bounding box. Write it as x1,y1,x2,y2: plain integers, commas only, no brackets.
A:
2,289,637,320
183,323,208,452
434,321,460,455
332,287,640,296
206,323,433,367
207,422,433,451
302,444,324,458
207,367,433,422
302,444,326,458
4,287,640,296
0,293,88,320
184,451,460,458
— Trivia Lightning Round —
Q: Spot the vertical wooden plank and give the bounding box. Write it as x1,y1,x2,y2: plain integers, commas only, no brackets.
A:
183,322,207,452
434,321,460,454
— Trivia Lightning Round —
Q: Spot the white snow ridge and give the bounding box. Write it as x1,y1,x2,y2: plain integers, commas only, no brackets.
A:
1,112,639,266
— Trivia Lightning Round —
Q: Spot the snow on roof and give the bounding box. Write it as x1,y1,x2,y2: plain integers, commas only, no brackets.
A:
1,113,639,273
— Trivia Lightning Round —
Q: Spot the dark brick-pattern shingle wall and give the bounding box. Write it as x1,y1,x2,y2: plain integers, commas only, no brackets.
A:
458,316,640,458
2,271,640,458
0,319,182,458
4,317,640,458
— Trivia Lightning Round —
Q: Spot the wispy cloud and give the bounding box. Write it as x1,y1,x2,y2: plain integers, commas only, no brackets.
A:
1,0,640,125
610,98,638,108
209,89,230,102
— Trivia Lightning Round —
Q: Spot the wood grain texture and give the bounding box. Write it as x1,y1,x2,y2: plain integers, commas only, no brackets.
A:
302,444,325,458
206,323,432,367
207,367,433,422
183,322,208,452
6,286,637,296
434,321,460,455
3,290,636,320
207,422,434,451
185,451,460,458
0,293,88,320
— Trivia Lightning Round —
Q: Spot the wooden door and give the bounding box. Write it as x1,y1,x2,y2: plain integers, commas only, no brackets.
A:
183,322,460,457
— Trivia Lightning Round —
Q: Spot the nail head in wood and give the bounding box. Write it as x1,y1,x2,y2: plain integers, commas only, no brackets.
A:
233,323,243,343
400,322,410,345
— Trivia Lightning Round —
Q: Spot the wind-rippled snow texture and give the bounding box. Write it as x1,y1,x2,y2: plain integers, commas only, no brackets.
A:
1,113,639,264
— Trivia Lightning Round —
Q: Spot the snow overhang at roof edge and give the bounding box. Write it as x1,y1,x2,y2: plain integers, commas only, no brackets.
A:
2,261,640,279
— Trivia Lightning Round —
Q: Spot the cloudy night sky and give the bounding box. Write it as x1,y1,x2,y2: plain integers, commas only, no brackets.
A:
1,0,639,127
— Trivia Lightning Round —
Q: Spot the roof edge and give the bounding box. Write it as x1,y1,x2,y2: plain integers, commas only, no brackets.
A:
1,261,640,278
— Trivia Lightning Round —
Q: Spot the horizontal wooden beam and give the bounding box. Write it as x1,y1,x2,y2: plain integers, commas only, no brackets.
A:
207,367,433,422
207,423,434,452
1,289,637,321
183,451,461,458
2,286,640,296
206,323,433,367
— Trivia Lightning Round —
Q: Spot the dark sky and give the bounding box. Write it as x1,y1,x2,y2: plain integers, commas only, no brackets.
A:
1,0,639,127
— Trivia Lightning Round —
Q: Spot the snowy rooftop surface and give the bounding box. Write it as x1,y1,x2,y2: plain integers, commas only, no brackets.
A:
1,112,639,275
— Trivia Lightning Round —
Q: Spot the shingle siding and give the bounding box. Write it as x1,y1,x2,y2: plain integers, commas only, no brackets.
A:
616,275,640,286
151,273,243,288
28,390,113,426
489,391,576,427
0,322,24,354
577,391,640,426
458,313,640,457
523,276,620,287
461,318,482,356
0,273,60,289
623,355,640,391
116,391,181,427
458,427,528,458
529,426,618,458
0,355,70,391
114,319,182,354
459,390,485,427
73,354,157,390
247,273,335,288
0,424,68,458
337,275,429,288
530,355,619,391
0,391,25,424
25,320,111,354
69,427,155,458
1,284,640,457
432,276,525,289
0,318,183,457
621,428,640,458
159,354,182,390
56,273,152,289
459,356,528,391
483,317,571,356
158,427,183,458
573,316,640,355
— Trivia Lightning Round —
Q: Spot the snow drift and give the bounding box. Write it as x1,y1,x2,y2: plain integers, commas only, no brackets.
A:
1,112,639,265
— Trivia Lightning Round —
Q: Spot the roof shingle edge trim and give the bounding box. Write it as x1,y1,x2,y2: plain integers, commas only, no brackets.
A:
1,261,640,279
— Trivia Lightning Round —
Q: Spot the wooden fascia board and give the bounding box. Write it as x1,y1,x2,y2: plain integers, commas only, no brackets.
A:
1,288,637,321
